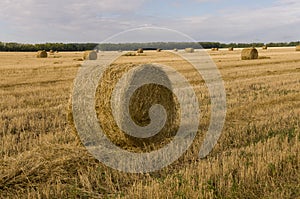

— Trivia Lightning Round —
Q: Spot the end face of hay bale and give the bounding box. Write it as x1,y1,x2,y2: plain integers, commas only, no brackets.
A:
83,51,97,60
185,48,194,53
296,45,300,51
241,47,259,60
37,50,48,58
137,48,144,53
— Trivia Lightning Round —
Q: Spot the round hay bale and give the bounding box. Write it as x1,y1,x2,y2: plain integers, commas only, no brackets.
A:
94,64,180,152
241,47,259,60
228,47,234,51
185,48,194,53
262,45,268,50
49,50,54,54
137,48,144,53
296,45,300,51
83,51,97,60
156,48,162,52
37,50,47,58
173,48,178,52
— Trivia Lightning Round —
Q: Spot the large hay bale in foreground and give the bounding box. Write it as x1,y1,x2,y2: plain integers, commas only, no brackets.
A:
37,50,47,58
185,48,194,53
296,45,300,51
137,48,144,53
94,64,180,152
83,51,97,60
241,47,259,60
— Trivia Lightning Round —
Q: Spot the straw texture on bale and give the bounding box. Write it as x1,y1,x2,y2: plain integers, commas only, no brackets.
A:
137,48,144,53
83,51,97,60
296,45,300,51
94,63,180,152
185,48,194,53
241,47,259,60
37,50,47,58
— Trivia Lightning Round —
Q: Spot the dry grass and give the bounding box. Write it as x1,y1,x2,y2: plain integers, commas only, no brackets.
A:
0,48,299,198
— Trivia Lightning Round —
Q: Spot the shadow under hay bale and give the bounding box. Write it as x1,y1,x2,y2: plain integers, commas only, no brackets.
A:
36,50,47,58
241,47,259,60
83,51,97,60
94,64,180,152
185,48,194,53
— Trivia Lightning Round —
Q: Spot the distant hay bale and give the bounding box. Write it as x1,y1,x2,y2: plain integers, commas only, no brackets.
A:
173,48,178,52
137,48,144,53
49,50,54,54
211,48,219,51
296,45,300,51
68,64,180,152
37,50,47,58
156,48,162,52
185,48,194,53
241,47,259,60
262,45,268,50
228,47,234,51
83,51,97,60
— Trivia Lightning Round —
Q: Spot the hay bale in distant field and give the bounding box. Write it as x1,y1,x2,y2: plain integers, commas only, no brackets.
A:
173,48,178,52
185,48,194,53
49,50,54,54
37,50,48,58
137,48,144,53
296,45,300,51
156,48,162,52
211,48,219,51
83,51,97,60
262,45,268,50
241,47,259,60
228,47,234,51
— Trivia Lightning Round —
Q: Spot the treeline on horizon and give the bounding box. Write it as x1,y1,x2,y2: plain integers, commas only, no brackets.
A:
0,41,299,52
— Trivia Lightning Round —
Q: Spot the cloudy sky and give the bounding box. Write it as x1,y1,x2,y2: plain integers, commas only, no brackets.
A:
0,0,299,43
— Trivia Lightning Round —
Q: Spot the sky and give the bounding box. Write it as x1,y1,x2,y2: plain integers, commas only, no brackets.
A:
0,0,299,43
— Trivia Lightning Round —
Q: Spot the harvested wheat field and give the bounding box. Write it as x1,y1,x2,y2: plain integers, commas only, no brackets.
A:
0,48,299,198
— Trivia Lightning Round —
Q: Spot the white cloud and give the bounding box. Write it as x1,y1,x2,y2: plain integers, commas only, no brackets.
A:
0,0,299,43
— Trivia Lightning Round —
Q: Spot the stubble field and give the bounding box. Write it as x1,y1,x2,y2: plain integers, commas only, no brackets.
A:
0,47,299,198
